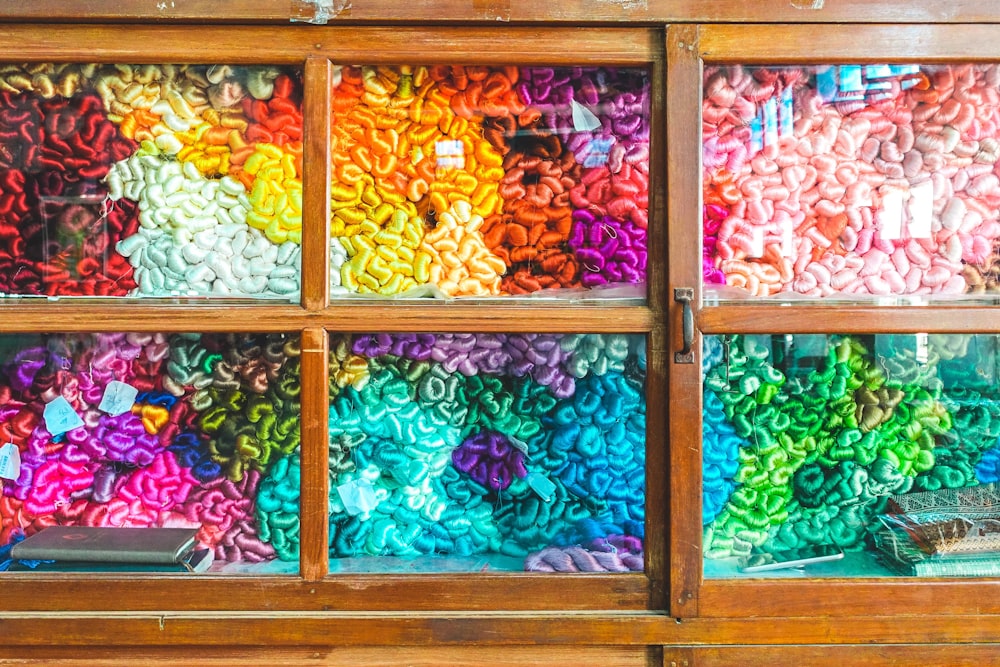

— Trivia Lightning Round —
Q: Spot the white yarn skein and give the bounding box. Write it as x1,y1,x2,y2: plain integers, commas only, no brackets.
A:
108,153,301,298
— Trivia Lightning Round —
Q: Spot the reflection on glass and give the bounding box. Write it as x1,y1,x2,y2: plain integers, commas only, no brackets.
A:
703,333,1000,577
0,333,301,574
703,64,1000,303
0,63,303,300
328,332,646,573
330,65,650,300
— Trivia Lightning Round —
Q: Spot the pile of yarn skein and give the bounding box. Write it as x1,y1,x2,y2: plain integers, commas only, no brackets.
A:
704,64,1000,298
0,63,303,299
330,65,650,297
328,332,647,572
1,331,648,572
0,332,303,565
703,333,1000,559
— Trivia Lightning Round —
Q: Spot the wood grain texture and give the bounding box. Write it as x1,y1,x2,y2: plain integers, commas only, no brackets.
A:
693,644,1000,667
302,57,332,311
642,34,669,612
699,23,1000,62
5,612,1000,647
1,0,1000,24
299,328,330,581
697,579,1000,618
665,23,702,619
0,613,669,647
0,25,657,65
697,305,1000,335
0,645,660,667
0,304,652,334
0,574,649,612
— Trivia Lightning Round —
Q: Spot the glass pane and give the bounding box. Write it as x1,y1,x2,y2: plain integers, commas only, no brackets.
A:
703,64,1000,304
328,333,646,573
0,63,302,300
1,332,301,574
330,65,650,301
703,332,1000,578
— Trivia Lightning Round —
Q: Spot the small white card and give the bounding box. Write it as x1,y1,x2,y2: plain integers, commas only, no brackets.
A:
906,180,934,239
0,442,20,480
98,380,139,416
43,396,84,436
337,478,378,516
879,188,903,240
571,99,602,132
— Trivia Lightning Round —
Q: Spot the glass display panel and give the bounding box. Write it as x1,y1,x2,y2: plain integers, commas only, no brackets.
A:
0,64,302,300
703,333,1000,578
1,332,301,574
328,332,646,573
703,64,1000,304
330,65,650,301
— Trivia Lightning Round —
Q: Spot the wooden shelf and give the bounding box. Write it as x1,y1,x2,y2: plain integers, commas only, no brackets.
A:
2,3,1000,664
0,0,998,26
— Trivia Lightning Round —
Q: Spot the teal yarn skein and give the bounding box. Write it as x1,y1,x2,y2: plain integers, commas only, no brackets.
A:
256,451,301,562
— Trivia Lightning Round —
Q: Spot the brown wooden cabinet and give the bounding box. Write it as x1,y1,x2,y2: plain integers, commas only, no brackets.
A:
1,3,1000,665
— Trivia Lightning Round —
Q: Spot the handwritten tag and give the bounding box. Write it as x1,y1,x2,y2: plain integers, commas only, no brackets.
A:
337,478,377,516
526,472,556,502
571,99,602,132
906,179,934,239
99,380,139,416
0,442,20,480
43,396,84,436
878,188,903,241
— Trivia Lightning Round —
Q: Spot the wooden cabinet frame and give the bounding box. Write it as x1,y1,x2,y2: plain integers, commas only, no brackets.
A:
1,3,1000,662
0,23,667,616
669,22,1000,623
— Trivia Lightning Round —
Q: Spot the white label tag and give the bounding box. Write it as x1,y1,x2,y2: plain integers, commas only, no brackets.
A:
98,380,139,416
526,472,556,502
907,180,934,239
571,99,602,132
506,435,530,455
748,225,765,259
337,478,378,516
879,188,904,240
43,396,84,436
0,442,20,480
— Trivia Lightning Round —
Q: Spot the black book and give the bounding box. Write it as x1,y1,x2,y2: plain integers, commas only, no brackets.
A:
11,526,198,565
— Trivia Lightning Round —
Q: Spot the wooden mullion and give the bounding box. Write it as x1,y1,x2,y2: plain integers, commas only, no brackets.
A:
665,23,703,618
643,27,669,612
301,56,332,312
298,327,330,580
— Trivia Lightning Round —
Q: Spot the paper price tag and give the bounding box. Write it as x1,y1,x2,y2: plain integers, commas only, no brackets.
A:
571,99,602,132
43,396,84,436
747,224,765,259
337,478,377,516
878,188,903,241
98,380,139,416
506,435,530,455
0,442,20,480
526,472,556,502
906,180,934,239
